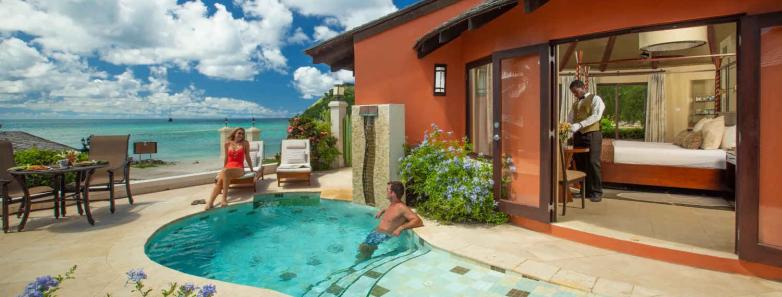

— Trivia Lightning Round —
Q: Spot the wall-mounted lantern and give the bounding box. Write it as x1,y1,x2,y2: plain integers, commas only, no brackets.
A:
434,64,446,96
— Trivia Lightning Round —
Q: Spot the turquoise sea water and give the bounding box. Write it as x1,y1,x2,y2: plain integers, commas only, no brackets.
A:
145,193,417,297
0,118,288,162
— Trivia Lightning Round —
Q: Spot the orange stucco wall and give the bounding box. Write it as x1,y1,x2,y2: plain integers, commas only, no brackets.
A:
354,0,781,143
353,0,483,143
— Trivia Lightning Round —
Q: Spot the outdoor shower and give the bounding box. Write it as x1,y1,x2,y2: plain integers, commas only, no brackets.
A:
351,104,405,209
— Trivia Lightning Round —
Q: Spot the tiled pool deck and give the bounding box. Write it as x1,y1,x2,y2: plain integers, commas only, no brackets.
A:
1,168,781,297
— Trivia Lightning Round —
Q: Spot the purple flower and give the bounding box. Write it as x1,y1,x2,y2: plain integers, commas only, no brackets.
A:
18,276,58,297
180,283,198,295
126,268,147,283
197,284,217,297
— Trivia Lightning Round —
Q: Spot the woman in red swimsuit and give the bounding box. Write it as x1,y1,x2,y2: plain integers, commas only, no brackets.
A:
205,128,254,210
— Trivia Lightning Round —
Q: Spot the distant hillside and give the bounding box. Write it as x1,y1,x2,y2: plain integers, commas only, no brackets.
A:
298,85,355,122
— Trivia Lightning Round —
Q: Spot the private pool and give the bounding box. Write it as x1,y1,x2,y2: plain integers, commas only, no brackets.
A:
145,193,590,297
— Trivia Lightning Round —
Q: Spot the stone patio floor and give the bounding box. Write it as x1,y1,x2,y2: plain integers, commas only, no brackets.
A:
1,167,780,297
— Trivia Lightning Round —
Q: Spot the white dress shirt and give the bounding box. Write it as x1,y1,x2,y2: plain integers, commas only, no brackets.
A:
567,92,606,131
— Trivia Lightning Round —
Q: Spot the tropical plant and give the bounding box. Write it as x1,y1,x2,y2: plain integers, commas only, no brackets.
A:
286,117,339,170
13,148,88,187
400,124,508,224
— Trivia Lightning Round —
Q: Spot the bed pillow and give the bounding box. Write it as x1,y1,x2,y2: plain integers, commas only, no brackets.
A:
721,125,737,149
692,117,712,132
672,130,689,146
680,131,704,149
701,116,725,149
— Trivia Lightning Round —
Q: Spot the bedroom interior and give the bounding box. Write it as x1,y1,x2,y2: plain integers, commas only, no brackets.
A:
553,21,739,258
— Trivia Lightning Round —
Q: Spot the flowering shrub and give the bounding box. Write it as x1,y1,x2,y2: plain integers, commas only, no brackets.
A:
287,116,339,170
18,267,216,297
400,124,508,224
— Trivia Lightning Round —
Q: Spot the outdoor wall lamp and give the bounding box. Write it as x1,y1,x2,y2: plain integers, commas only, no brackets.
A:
434,64,446,96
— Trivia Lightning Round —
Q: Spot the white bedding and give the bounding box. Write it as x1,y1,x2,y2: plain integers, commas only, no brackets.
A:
612,140,726,169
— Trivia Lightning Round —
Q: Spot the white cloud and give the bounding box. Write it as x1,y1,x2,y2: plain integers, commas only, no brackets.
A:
0,38,286,118
292,66,353,99
287,27,310,44
313,26,340,42
0,0,297,80
282,0,397,30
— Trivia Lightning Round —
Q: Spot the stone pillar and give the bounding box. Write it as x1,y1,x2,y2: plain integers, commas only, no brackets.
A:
352,104,405,209
247,127,261,142
328,100,348,168
219,127,233,163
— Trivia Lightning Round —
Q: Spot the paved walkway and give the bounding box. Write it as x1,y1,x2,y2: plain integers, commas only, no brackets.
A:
415,221,782,297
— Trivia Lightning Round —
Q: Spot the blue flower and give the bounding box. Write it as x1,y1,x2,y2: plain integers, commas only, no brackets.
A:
180,283,198,295
125,268,147,283
197,284,217,297
18,276,58,297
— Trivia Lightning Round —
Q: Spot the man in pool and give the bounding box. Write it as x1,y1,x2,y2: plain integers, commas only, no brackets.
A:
357,181,423,261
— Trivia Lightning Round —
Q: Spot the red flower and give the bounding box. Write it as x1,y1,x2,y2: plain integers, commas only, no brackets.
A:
287,126,293,133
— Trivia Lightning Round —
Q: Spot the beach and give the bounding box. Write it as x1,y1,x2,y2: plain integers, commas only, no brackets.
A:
2,118,288,180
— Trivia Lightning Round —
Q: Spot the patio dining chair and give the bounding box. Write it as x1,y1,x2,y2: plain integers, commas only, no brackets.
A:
0,140,58,232
276,139,311,186
84,135,133,213
223,140,264,193
559,139,586,216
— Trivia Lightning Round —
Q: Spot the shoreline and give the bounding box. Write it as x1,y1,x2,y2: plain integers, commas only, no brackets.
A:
130,157,222,180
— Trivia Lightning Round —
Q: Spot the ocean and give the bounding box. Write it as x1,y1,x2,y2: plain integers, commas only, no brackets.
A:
1,118,289,162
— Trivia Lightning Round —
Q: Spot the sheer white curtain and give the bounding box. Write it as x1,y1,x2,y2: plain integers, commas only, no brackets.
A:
470,64,493,155
645,72,666,142
559,75,575,121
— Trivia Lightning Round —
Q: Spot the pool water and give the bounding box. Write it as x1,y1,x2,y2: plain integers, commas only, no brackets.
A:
145,193,419,297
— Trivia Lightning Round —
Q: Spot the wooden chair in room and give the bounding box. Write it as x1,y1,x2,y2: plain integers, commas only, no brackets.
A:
559,140,586,216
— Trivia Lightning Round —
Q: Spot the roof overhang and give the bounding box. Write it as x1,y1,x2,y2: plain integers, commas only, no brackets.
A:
304,0,462,72
414,0,520,58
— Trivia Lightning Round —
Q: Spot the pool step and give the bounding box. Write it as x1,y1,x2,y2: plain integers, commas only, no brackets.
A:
338,246,431,297
302,246,430,297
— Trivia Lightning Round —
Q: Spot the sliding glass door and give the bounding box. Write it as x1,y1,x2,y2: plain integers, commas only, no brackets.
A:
738,11,782,267
492,44,553,222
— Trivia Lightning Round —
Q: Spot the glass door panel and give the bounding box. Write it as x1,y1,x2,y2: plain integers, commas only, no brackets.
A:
738,12,782,267
758,25,782,248
469,63,493,156
493,44,552,222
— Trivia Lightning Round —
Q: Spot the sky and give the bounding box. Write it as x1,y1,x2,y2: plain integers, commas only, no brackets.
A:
0,0,420,119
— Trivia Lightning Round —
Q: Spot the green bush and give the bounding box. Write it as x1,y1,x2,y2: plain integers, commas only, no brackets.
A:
13,148,88,187
400,124,508,224
602,126,645,139
286,117,340,171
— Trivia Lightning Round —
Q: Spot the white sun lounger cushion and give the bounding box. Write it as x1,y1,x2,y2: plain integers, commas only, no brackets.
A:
285,140,307,149
285,150,307,164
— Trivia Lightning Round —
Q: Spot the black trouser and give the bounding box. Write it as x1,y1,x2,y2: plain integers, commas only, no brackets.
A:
573,131,603,198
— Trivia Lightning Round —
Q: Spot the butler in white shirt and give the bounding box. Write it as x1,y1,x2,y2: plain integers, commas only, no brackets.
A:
566,80,605,202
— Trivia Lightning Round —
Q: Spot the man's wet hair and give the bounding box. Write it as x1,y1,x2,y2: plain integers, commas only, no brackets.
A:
387,181,405,200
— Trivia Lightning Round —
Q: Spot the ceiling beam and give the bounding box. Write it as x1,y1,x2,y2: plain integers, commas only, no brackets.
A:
578,53,733,66
559,42,577,72
599,36,616,72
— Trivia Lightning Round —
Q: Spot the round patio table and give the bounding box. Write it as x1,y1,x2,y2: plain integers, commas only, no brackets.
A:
7,164,106,231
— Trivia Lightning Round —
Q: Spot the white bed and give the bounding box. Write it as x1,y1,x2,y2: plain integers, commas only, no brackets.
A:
612,140,727,169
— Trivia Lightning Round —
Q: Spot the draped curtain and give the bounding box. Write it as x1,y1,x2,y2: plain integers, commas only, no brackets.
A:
559,75,575,121
470,64,493,155
645,72,666,142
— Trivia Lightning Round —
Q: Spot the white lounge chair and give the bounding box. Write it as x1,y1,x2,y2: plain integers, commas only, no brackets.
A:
276,139,311,186
224,140,263,192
